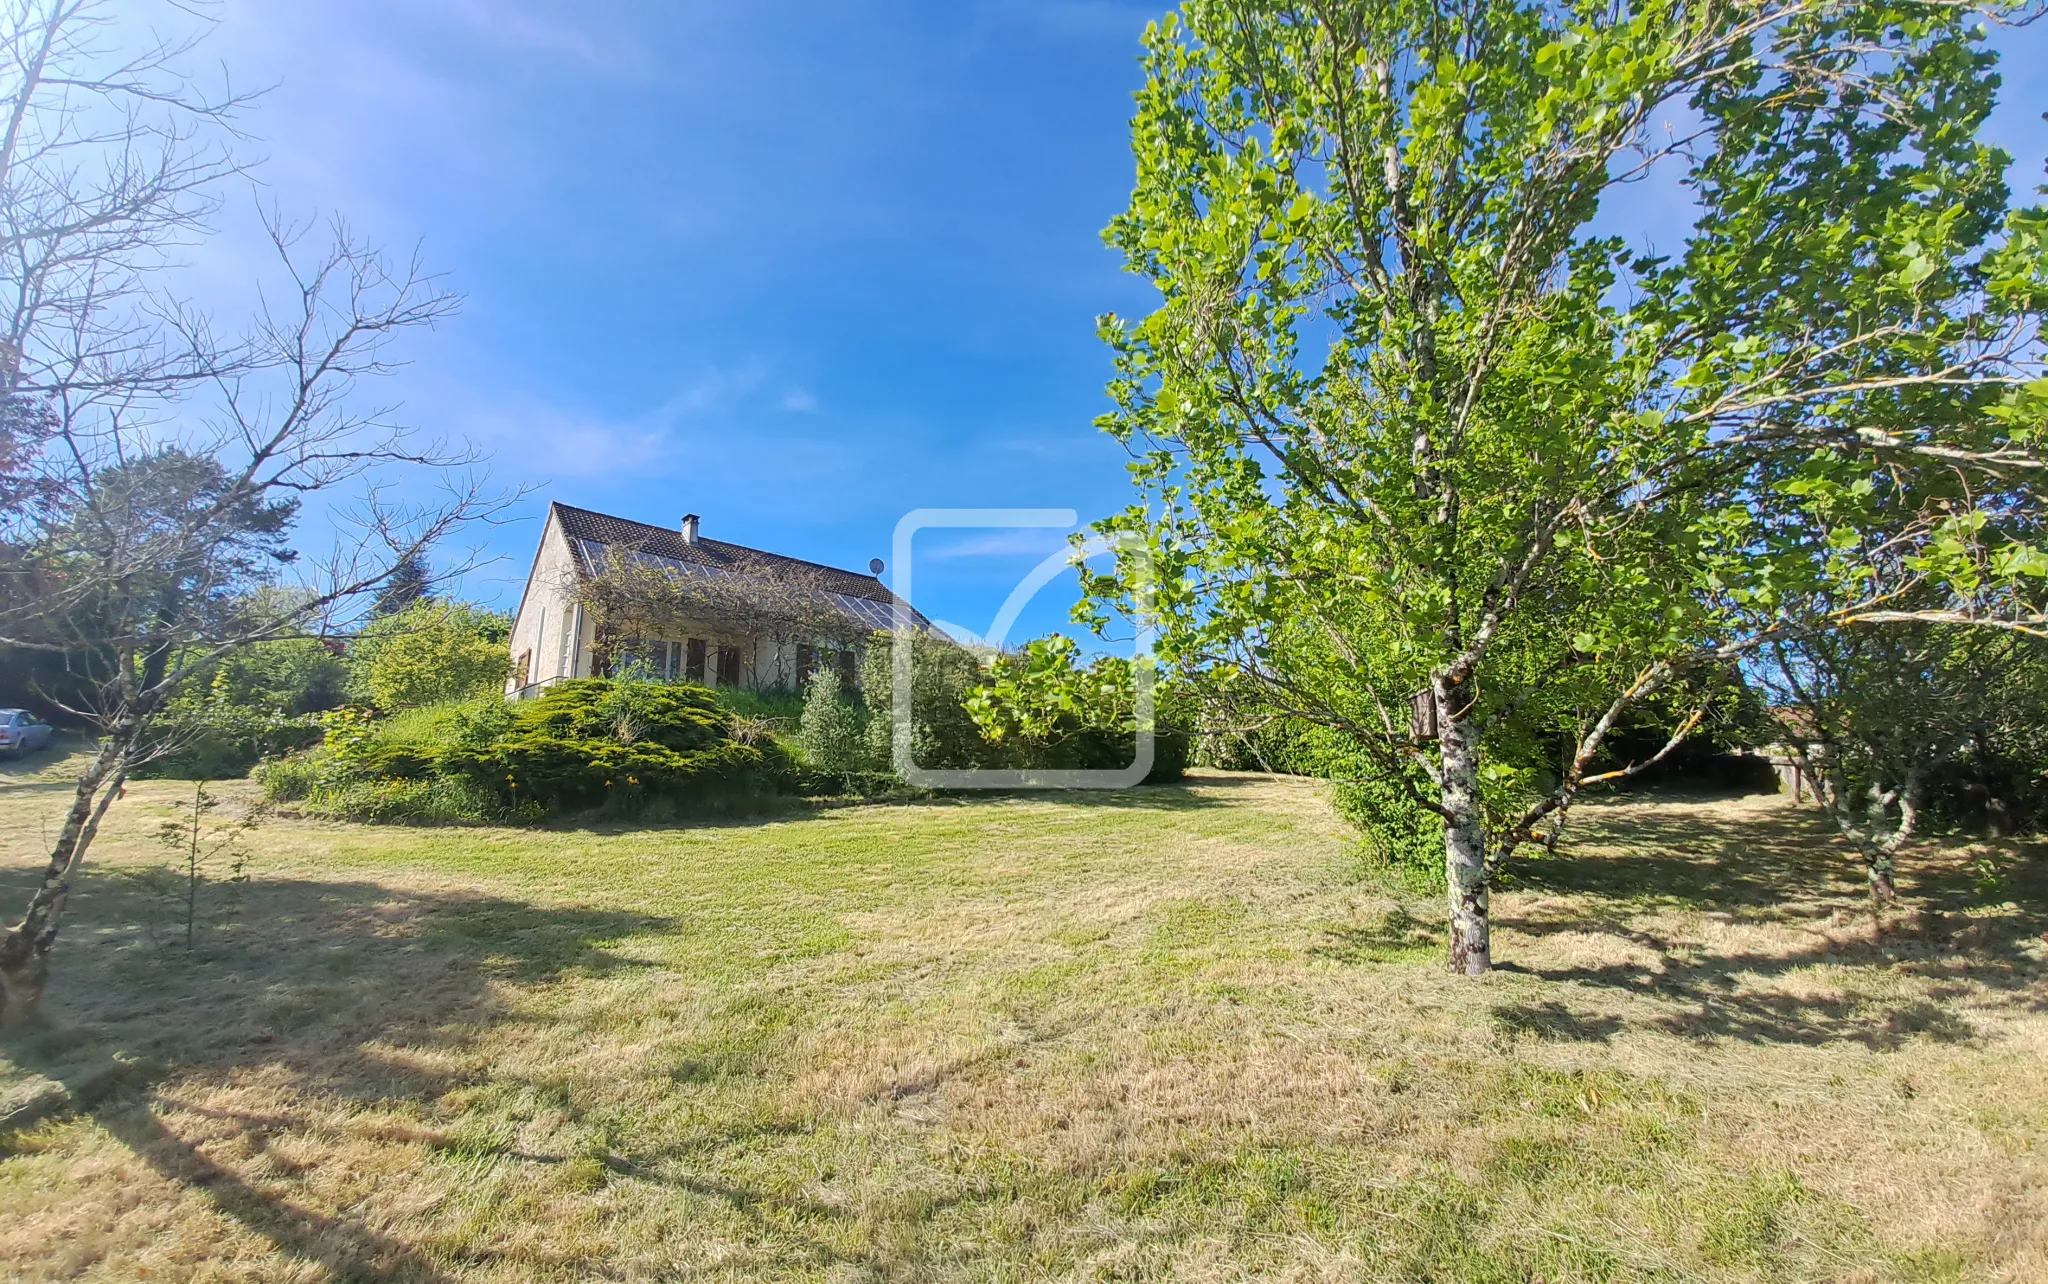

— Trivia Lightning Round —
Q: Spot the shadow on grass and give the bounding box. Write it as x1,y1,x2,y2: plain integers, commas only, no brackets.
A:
0,738,88,793
531,775,1251,839
0,869,675,1280
944,780,1240,812
100,1099,456,1282
1314,905,1441,966
1490,999,1625,1044
1515,802,1859,912
0,752,67,781
1492,799,2048,1048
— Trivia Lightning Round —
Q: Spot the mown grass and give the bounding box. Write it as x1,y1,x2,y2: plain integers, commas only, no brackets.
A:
1,745,2044,1282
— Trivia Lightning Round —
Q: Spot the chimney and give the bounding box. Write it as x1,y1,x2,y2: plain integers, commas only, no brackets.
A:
680,513,700,545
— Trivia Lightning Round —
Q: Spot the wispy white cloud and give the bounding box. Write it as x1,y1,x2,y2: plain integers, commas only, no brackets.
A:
436,0,608,64
780,389,820,413
441,363,774,479
916,529,1080,561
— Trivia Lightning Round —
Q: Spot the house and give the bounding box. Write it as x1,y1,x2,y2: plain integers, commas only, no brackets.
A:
505,502,926,697
1760,705,1821,802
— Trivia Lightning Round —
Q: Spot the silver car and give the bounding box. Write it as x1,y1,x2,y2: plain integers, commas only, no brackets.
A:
0,709,55,756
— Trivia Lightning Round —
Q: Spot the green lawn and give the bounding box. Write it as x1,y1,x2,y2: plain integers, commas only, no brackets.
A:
2,747,2044,1282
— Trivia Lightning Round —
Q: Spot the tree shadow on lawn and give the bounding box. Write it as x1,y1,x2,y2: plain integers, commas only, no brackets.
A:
0,754,68,783
944,779,1248,812
930,771,1297,815
1490,799,2048,1049
0,739,90,796
542,776,1248,838
0,868,679,1280
1513,798,1862,914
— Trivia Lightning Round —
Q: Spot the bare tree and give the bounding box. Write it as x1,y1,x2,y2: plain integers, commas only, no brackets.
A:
0,0,503,1022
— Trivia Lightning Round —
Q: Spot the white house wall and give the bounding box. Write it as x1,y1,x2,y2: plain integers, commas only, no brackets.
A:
505,514,583,693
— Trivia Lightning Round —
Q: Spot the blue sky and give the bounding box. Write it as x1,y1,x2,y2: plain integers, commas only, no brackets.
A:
139,2,2048,644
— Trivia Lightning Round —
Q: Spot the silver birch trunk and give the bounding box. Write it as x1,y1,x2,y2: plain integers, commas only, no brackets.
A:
1439,683,1490,975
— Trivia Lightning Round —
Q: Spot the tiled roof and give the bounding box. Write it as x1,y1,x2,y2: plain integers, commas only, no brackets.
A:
549,502,926,630
1768,705,1820,742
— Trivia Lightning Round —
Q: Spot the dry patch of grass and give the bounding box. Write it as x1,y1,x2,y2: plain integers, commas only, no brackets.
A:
2,748,2044,1282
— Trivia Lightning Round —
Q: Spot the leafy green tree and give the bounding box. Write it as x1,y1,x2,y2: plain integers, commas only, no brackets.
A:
858,632,991,772
348,600,511,712
1086,0,2045,973
1756,621,2024,919
966,635,1192,779
218,637,349,716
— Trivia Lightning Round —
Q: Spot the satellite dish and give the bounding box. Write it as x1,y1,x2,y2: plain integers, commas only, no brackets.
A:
868,558,885,575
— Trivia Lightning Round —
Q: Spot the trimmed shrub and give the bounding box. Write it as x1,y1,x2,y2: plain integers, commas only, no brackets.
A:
440,679,792,815
260,683,788,823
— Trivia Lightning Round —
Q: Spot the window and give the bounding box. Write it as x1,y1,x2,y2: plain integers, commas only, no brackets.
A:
685,638,706,682
514,650,532,687
715,645,741,687
798,646,854,691
615,638,671,681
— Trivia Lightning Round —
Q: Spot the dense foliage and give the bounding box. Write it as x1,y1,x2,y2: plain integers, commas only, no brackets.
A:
791,634,993,788
792,633,1191,790
443,680,789,813
261,680,794,823
346,600,512,712
1085,0,2046,971
966,636,1191,781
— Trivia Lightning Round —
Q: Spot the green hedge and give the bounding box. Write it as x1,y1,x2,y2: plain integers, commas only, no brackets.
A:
262,680,794,823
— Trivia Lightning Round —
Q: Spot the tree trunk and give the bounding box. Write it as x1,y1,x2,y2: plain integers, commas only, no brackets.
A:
1866,770,1922,930
1866,850,1898,910
1439,685,1490,976
0,730,132,1026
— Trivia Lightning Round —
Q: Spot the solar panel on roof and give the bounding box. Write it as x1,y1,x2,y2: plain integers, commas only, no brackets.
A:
573,538,925,634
